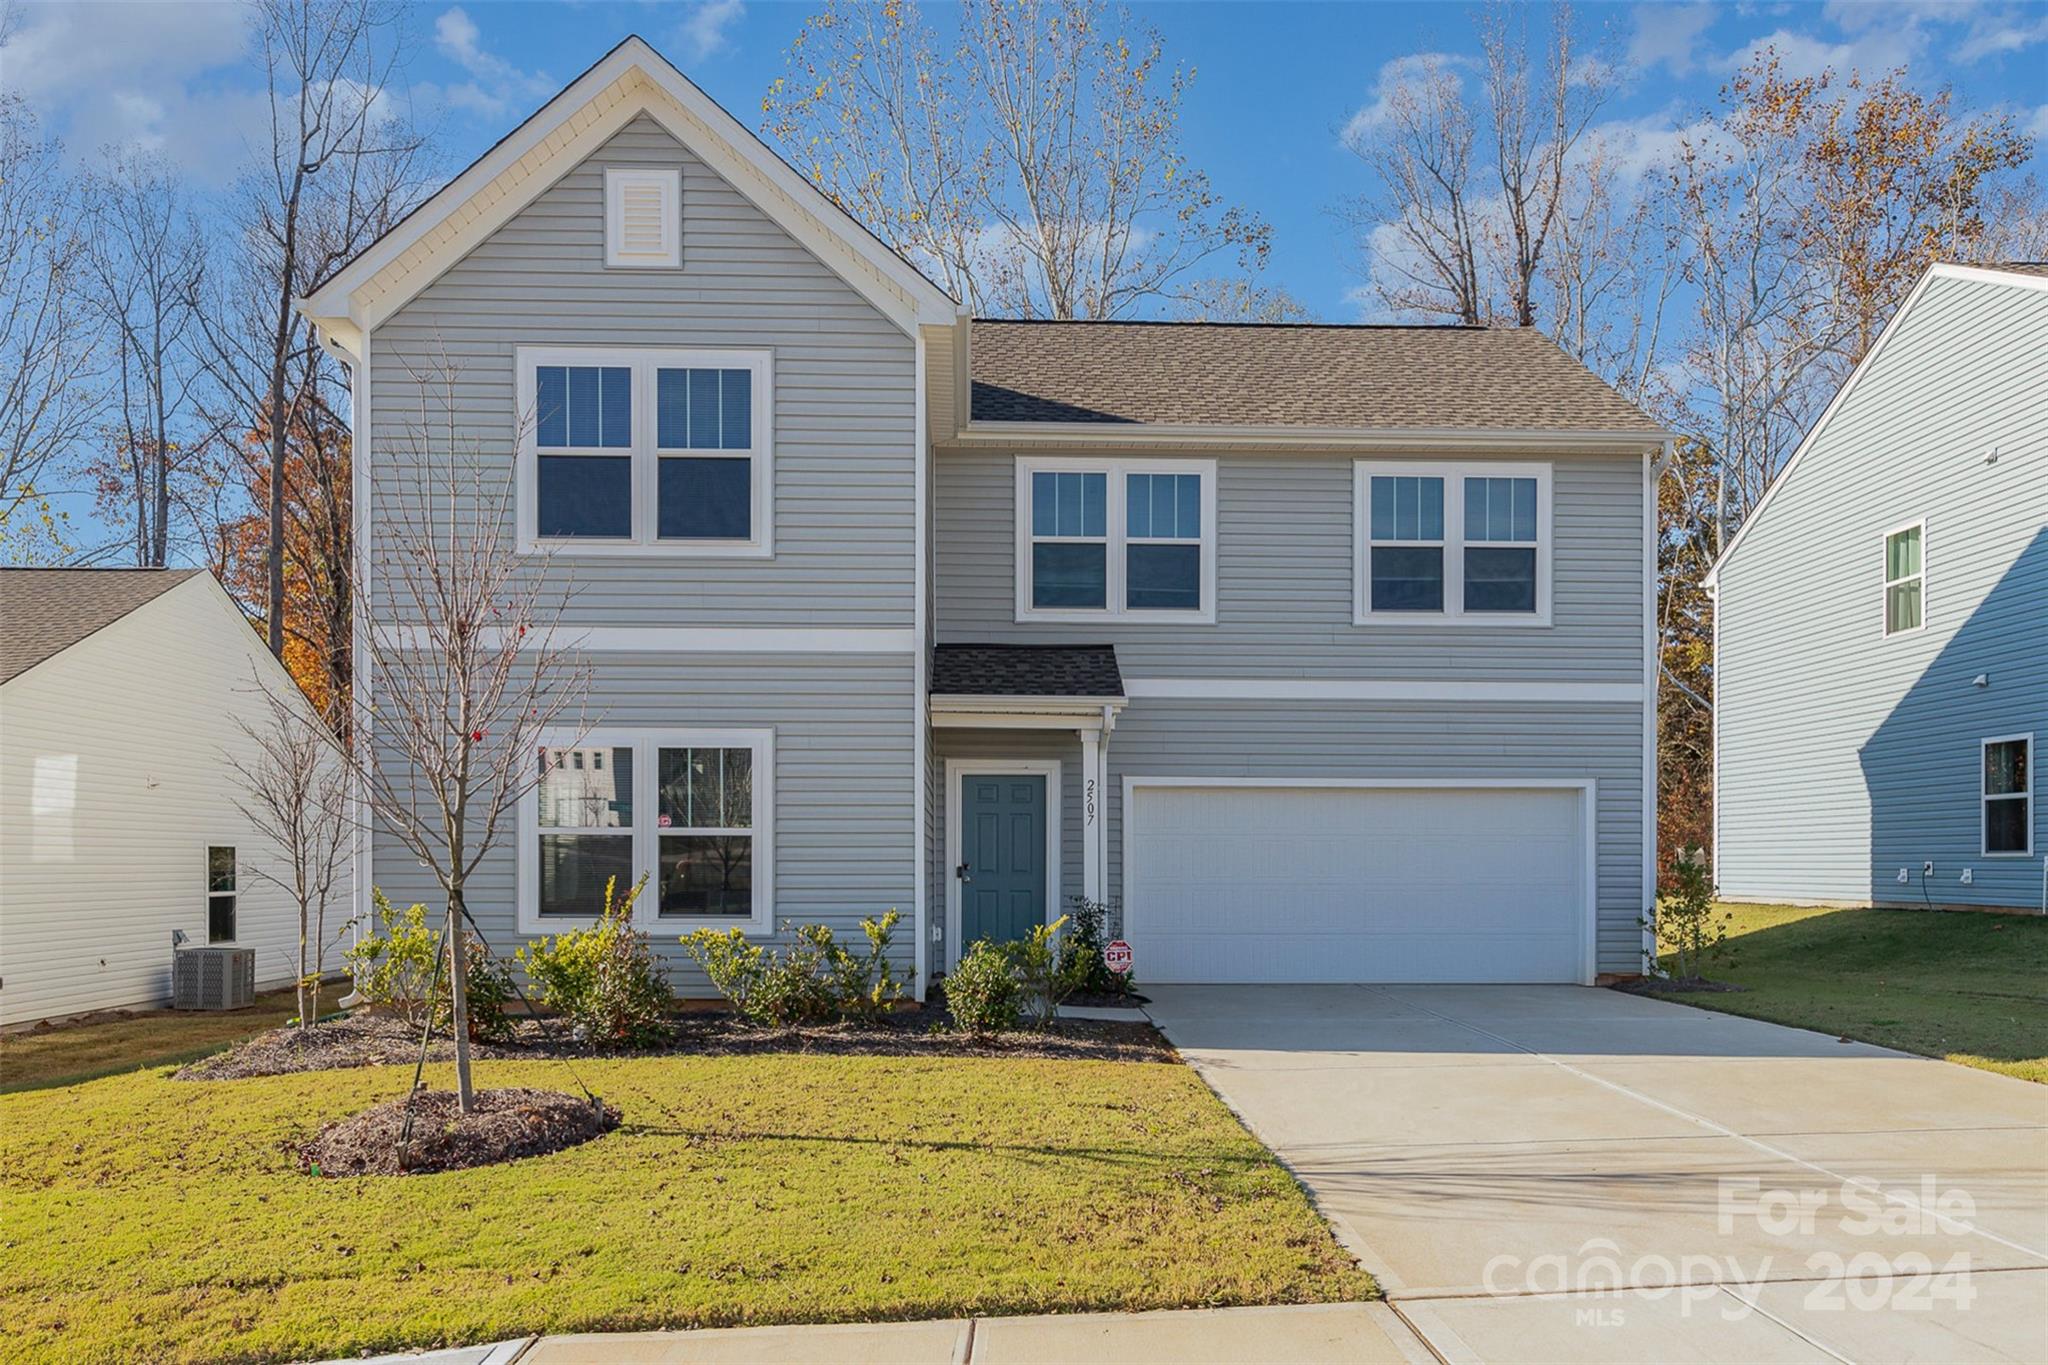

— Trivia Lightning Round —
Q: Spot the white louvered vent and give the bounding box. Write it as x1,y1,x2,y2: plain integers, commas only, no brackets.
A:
604,167,680,268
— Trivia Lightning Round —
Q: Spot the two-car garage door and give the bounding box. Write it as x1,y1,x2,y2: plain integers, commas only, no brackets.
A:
1124,784,1590,983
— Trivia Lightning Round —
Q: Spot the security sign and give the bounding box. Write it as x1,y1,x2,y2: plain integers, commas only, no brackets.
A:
1103,940,1133,975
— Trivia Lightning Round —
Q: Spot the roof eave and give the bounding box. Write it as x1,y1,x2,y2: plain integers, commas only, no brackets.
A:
952,421,1672,451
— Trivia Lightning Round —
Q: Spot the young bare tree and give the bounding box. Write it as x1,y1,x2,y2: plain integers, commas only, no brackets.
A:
192,0,427,659
80,148,209,567
340,352,591,1111
765,0,1271,318
0,93,102,563
228,682,351,1030
1340,2,1609,327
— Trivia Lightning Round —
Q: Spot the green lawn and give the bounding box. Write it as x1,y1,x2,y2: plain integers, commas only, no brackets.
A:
0,1051,1370,1363
0,984,349,1095
1646,903,2048,1083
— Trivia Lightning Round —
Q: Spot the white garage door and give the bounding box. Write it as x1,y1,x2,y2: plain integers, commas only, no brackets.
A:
1125,784,1589,983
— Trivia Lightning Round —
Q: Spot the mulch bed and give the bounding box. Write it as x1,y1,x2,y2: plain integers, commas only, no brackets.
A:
296,1086,618,1176
177,1004,1175,1081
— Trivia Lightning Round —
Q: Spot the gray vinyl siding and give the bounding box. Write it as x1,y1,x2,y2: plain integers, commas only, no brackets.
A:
370,653,918,992
1717,273,2048,909
366,114,916,626
1105,699,1646,976
934,449,1647,680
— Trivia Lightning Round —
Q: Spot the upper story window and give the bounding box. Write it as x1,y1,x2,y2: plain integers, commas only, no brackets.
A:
604,167,681,268
1014,457,1217,623
521,728,773,932
517,347,772,558
1884,521,1924,635
1983,734,2032,857
206,845,236,943
1354,461,1552,625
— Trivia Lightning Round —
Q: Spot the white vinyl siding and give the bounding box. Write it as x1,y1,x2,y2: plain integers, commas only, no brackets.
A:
604,166,680,268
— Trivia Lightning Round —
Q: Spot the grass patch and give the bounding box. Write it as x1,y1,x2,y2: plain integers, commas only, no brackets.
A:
1644,903,2047,1082
0,1052,1370,1362
0,985,350,1095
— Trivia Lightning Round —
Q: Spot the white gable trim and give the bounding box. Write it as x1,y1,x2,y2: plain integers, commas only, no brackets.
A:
1705,262,2048,587
297,37,956,340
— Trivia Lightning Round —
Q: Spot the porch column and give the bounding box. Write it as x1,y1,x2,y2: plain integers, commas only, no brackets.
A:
1080,726,1103,904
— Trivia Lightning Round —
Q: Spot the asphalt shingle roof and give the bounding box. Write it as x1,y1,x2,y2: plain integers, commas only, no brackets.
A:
931,644,1124,699
0,569,201,684
969,320,1665,433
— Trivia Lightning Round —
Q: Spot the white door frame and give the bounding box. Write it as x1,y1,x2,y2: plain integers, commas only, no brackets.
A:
945,758,1063,970
1120,776,1600,985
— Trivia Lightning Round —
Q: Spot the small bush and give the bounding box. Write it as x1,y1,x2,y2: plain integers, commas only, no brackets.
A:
1007,915,1073,1028
516,875,671,1048
1653,848,1733,982
435,933,515,1043
681,911,906,1027
945,940,1023,1037
342,891,440,1028
1059,896,1131,997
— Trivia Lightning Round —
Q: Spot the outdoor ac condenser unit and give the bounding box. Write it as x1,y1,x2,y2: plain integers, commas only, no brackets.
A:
172,947,256,1011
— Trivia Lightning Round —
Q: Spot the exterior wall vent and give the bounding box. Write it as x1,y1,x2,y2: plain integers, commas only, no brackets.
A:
605,167,681,268
172,947,256,1011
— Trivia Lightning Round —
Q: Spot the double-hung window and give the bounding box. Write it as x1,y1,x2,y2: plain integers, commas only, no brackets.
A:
1982,734,2032,857
522,728,772,931
1015,457,1217,622
206,846,236,943
518,347,771,556
1354,461,1551,624
1883,521,1924,635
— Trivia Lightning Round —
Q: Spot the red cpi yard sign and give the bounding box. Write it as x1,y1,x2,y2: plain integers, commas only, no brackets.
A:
1103,940,1133,975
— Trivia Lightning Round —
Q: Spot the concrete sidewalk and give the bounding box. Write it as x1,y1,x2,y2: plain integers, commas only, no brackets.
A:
362,1303,1433,1365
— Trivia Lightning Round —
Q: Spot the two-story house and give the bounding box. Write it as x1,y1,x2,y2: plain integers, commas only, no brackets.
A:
1710,262,2046,912
298,38,1666,995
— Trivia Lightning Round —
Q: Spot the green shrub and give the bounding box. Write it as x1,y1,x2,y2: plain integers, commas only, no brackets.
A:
1059,896,1131,997
342,891,440,1028
516,875,671,1048
681,911,906,1027
944,940,1022,1036
1653,848,1733,982
1006,915,1072,1027
435,933,515,1043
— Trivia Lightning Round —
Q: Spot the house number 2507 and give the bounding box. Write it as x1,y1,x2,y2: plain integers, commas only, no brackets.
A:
1084,777,1097,825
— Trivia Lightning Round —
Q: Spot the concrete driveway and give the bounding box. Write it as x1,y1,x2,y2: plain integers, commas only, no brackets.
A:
1145,984,2048,1364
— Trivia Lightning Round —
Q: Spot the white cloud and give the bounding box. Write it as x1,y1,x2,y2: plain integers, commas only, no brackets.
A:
0,0,259,182
1724,22,1930,77
1953,8,2048,61
430,6,553,119
674,0,747,65
2028,103,2048,140
1340,52,1467,145
1627,3,1717,76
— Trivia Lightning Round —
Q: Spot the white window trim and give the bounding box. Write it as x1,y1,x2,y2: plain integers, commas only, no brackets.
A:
1981,732,2033,859
515,346,774,559
1013,455,1218,624
204,841,238,945
518,727,775,933
604,166,681,269
1882,518,1927,638
1353,460,1554,626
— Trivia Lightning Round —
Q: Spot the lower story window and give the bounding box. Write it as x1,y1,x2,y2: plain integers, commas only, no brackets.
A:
1983,735,2032,856
207,846,236,943
524,729,772,929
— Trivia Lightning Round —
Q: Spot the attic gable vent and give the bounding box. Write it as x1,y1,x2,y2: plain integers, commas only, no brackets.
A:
605,167,680,268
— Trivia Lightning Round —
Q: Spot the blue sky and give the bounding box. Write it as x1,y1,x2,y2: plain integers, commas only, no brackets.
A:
7,0,2045,323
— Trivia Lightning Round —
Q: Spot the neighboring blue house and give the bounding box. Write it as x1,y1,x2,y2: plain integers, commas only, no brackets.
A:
1710,262,2047,913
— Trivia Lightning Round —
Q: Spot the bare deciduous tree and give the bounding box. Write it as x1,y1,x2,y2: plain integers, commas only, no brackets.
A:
339,352,591,1111
228,682,351,1030
80,148,209,567
192,0,427,659
0,93,102,562
765,0,1272,318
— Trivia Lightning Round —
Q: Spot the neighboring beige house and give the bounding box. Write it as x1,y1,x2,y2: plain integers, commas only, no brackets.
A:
0,569,341,1026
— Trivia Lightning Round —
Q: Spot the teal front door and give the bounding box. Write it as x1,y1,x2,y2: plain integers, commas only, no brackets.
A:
959,774,1047,948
